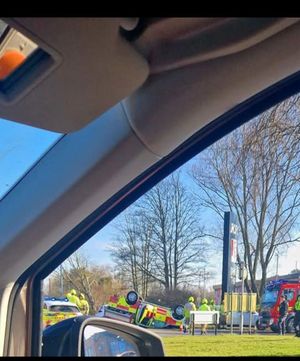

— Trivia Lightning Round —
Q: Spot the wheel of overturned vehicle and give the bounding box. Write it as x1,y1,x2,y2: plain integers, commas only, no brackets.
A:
172,304,184,320
117,351,138,357
255,320,266,331
270,324,279,333
286,317,294,334
126,291,139,305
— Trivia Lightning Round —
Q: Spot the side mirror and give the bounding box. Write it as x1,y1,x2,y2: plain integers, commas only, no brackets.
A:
42,315,165,357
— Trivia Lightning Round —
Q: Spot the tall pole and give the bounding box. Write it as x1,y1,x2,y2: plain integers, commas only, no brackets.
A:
249,293,252,335
240,262,245,335
203,267,206,299
276,254,279,280
222,212,231,301
240,262,246,335
60,265,64,297
198,269,202,306
222,212,238,302
230,292,234,334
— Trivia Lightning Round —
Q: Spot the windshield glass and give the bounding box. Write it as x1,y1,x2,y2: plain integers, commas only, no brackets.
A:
49,305,79,313
261,289,279,305
0,117,62,201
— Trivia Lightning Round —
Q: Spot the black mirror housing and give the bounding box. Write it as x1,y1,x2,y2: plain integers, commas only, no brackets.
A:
42,315,165,357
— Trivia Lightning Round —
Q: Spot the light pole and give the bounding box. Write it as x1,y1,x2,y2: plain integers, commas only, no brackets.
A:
198,268,210,304
275,253,279,280
203,268,207,299
239,261,247,335
202,268,210,299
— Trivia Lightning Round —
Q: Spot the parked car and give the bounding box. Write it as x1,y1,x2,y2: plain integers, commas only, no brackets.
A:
96,291,184,328
42,296,82,329
226,311,259,329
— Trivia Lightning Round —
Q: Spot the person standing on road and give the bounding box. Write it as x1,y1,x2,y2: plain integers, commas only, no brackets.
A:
219,299,226,328
199,298,211,335
79,293,90,315
66,289,81,309
294,294,300,337
278,295,289,335
183,296,196,334
209,298,216,311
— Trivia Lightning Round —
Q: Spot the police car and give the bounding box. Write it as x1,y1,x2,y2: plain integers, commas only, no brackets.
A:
42,296,82,329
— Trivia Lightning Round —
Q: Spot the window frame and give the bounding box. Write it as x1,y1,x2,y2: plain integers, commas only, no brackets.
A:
5,69,300,356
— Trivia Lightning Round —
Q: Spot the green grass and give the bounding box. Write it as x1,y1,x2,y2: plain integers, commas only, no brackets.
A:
162,334,300,356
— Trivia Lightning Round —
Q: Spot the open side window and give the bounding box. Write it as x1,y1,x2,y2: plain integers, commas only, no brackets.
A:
5,70,300,357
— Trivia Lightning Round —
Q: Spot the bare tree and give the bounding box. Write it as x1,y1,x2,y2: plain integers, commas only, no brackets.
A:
110,211,154,298
60,252,97,311
110,172,209,293
50,251,124,313
190,97,300,300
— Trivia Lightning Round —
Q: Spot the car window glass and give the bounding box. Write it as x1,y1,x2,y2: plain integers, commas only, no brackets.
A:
282,290,294,302
41,93,300,356
49,305,79,312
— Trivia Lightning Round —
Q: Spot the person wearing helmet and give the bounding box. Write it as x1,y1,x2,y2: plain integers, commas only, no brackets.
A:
199,298,211,335
294,294,300,337
66,289,81,308
183,296,196,333
79,293,90,315
209,298,216,311
199,298,210,310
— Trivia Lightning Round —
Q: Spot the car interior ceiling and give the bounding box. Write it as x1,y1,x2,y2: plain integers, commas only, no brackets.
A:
1,17,300,356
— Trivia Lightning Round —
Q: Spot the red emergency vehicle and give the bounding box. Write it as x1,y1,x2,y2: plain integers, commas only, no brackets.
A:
257,279,300,333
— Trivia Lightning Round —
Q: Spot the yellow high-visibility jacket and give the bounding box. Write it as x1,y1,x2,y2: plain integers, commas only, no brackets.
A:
66,293,81,308
80,299,90,314
199,304,211,311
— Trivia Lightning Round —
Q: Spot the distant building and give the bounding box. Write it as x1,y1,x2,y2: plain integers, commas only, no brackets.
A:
213,271,300,304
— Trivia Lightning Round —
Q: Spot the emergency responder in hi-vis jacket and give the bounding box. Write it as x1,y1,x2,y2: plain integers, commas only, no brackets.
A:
294,294,300,337
209,298,216,311
66,289,81,309
79,293,90,315
183,296,196,333
199,298,211,335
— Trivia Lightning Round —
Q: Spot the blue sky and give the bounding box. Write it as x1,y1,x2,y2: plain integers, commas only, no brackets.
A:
1,116,299,288
80,158,300,287
81,220,300,287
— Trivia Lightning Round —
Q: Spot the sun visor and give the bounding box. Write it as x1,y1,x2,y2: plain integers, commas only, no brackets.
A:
134,17,300,74
0,18,149,133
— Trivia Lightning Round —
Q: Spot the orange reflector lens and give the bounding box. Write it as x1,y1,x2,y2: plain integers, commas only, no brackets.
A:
0,49,26,80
